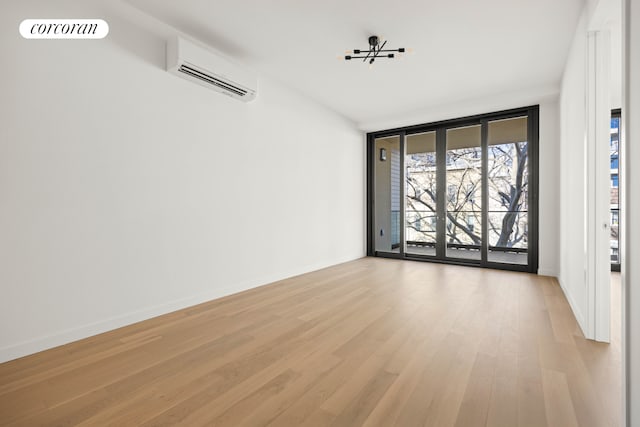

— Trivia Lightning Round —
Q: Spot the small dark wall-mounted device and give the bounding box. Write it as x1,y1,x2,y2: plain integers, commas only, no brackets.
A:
380,148,387,161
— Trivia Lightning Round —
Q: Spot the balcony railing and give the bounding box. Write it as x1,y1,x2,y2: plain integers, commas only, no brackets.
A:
404,209,528,253
405,240,528,254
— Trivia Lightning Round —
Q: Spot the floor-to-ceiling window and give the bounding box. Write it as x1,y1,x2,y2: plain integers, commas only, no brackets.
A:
405,131,437,257
373,135,402,254
367,106,539,273
486,116,530,265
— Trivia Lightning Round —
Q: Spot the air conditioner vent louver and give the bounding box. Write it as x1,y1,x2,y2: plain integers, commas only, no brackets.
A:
166,36,257,102
178,64,247,97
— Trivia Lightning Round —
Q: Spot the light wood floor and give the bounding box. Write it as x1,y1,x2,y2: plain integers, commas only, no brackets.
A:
0,258,621,426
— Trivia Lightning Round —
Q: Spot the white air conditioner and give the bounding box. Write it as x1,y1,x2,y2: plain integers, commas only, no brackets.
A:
166,36,257,102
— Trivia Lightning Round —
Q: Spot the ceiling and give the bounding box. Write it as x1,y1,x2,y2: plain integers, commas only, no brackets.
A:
126,0,585,128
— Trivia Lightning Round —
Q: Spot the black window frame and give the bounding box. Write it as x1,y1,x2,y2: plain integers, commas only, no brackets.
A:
366,105,540,274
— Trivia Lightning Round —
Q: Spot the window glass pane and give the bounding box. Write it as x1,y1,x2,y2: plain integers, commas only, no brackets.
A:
445,125,482,261
374,136,401,253
405,132,437,256
487,116,528,265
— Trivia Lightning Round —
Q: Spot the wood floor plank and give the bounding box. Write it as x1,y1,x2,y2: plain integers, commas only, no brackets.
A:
541,368,579,427
393,332,465,427
320,324,414,416
485,329,519,427
422,340,477,427
236,351,342,427
454,352,497,427
266,346,377,426
0,259,622,427
329,369,397,427
360,351,428,427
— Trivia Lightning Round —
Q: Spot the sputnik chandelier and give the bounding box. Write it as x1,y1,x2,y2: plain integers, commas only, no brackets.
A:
343,35,409,65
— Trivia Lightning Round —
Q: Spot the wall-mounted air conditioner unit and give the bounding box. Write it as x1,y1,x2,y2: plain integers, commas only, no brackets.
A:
166,36,257,102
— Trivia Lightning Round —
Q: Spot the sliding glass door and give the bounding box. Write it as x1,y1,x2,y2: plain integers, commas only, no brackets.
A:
373,135,402,255
444,125,483,261
487,116,529,265
405,132,437,257
368,106,538,273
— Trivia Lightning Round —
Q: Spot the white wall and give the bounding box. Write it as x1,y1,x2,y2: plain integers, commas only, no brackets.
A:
0,1,364,362
559,0,623,341
559,10,590,332
537,99,561,277
623,0,639,422
610,14,623,109
589,0,623,109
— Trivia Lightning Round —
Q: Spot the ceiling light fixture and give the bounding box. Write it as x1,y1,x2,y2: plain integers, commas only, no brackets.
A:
343,35,408,65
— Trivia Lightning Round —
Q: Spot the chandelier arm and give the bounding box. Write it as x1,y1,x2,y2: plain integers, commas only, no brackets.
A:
349,55,392,59
374,40,387,59
362,49,373,63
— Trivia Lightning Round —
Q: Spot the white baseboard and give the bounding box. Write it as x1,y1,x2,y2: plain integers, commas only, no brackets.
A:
557,276,589,338
538,268,559,277
0,255,363,364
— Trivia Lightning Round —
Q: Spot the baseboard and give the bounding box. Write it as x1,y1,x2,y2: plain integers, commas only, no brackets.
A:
0,255,364,364
538,268,559,277
557,276,589,338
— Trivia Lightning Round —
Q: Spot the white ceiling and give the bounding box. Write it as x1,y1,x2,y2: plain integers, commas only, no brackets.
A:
126,0,585,128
